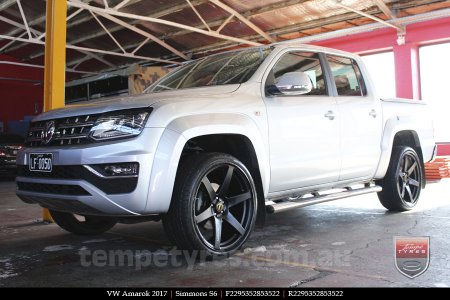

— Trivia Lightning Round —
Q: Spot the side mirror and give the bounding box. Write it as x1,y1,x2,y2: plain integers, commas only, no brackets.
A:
271,72,313,96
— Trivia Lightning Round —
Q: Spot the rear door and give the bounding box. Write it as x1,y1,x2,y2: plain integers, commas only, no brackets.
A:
325,54,383,180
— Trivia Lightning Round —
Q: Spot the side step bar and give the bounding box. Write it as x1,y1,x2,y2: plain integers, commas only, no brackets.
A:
266,186,382,214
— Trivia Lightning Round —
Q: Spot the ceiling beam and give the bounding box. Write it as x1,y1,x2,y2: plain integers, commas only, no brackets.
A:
0,15,43,36
0,0,16,12
21,0,208,60
81,0,304,47
373,0,397,20
69,0,206,31
114,0,132,10
95,11,189,60
65,0,450,73
131,37,150,55
1,0,141,54
20,0,306,60
166,0,439,58
216,14,234,33
334,0,404,32
65,0,438,68
0,15,113,68
6,0,441,73
0,31,27,52
146,0,310,41
67,53,92,68
65,37,149,67
1,0,97,53
0,33,180,65
16,0,32,39
209,0,275,42
0,60,96,75
90,11,126,53
66,1,262,46
187,0,211,31
73,0,384,64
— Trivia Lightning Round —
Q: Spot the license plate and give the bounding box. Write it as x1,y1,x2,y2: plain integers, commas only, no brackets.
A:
29,153,53,172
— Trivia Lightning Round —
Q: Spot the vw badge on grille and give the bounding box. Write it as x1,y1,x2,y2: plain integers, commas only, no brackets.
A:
42,121,56,145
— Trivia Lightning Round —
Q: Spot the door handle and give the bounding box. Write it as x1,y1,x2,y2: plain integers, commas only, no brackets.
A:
369,109,377,118
324,110,335,120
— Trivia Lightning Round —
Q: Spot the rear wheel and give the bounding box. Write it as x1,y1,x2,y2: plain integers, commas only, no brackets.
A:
163,153,257,257
49,210,117,235
377,146,423,211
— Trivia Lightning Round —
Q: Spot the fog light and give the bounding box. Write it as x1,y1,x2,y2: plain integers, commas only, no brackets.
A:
85,162,139,178
104,164,139,176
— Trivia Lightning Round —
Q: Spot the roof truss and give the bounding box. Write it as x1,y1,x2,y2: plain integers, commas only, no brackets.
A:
0,0,447,75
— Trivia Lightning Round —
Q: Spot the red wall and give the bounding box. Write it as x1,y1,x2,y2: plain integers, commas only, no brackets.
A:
311,17,450,53
312,17,450,101
437,144,450,156
312,16,450,155
0,54,44,132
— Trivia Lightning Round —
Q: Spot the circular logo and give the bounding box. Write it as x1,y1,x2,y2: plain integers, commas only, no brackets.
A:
215,201,225,214
42,121,56,145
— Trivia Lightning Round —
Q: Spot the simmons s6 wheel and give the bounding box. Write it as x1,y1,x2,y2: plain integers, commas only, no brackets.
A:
377,146,423,211
163,153,257,256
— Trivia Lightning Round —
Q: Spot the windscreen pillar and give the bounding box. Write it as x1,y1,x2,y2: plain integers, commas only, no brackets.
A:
42,0,67,222
393,43,421,100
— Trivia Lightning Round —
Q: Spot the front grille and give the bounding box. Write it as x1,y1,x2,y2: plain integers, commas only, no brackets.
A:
18,165,84,179
18,165,138,194
17,182,90,196
26,114,99,147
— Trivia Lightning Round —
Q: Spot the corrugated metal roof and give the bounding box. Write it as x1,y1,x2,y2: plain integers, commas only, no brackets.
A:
0,0,449,79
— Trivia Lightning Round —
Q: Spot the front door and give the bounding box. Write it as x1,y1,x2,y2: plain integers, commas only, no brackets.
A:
263,51,341,192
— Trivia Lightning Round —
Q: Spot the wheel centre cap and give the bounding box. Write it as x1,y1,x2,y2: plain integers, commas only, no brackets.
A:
215,200,225,214
403,173,408,182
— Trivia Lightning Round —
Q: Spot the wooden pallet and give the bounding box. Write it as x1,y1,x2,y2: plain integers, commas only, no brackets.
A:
425,157,450,180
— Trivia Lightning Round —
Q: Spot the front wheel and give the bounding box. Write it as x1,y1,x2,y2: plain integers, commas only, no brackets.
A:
377,146,423,211
49,210,117,235
163,153,257,257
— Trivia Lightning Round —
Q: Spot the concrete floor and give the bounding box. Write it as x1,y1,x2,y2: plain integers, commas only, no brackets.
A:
1,177,449,287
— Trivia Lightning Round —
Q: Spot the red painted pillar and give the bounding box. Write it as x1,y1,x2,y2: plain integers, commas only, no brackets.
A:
393,43,421,100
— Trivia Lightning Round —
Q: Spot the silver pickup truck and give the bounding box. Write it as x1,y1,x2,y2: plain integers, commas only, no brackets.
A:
16,43,436,256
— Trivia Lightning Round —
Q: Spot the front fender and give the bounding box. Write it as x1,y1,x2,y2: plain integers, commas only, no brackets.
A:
144,113,270,214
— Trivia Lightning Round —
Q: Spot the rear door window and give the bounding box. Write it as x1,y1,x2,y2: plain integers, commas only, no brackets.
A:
327,55,367,96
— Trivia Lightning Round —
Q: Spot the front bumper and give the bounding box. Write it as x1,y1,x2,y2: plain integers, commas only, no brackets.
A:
16,128,165,216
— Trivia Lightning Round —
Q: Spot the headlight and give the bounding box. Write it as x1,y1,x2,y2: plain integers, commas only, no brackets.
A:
89,108,152,141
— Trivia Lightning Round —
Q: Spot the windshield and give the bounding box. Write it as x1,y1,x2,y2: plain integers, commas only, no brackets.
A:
147,47,272,92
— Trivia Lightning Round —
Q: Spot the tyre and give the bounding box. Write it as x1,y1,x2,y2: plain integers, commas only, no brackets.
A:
377,146,423,211
163,153,257,257
49,210,117,235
